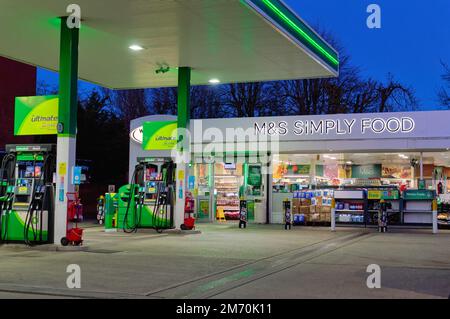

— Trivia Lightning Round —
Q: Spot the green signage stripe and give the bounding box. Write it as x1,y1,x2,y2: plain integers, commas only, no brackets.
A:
245,0,339,71
17,155,44,161
403,190,435,200
57,133,76,138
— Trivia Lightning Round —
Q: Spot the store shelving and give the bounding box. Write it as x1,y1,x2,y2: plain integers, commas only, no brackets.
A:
366,188,402,225
215,174,241,219
334,189,367,226
290,189,334,226
402,190,435,225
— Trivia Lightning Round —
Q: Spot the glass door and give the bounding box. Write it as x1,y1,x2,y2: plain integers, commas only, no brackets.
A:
195,163,213,222
214,163,243,221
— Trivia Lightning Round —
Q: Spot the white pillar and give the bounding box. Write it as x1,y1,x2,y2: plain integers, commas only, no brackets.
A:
432,199,438,234
331,199,336,231
432,210,438,234
267,153,274,224
54,137,76,243
331,209,336,231
310,158,316,189
175,163,189,229
209,162,215,223
420,152,424,180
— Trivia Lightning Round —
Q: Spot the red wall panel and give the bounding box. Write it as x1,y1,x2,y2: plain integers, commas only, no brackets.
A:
0,56,37,150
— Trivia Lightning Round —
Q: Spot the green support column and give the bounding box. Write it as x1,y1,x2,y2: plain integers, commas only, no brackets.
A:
59,17,79,137
54,17,79,244
175,67,191,229
177,67,191,152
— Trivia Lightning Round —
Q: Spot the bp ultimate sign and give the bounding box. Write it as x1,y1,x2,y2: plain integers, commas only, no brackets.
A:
14,96,59,136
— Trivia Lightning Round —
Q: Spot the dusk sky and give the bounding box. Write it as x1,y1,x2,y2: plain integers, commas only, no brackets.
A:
38,0,450,110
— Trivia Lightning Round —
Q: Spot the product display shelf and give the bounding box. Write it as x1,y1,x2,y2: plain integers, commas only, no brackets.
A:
334,189,367,226
437,199,450,226
291,189,334,226
215,175,241,219
366,188,402,226
402,190,436,225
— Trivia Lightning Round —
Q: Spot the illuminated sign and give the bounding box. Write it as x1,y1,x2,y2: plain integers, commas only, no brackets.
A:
142,121,178,151
14,96,59,136
130,126,143,144
254,117,415,137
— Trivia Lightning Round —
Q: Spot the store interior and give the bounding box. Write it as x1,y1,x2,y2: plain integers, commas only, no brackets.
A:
272,152,450,226
273,152,450,191
194,162,266,222
191,151,450,227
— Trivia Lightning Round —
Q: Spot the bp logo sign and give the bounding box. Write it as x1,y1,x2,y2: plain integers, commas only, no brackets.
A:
142,121,178,151
14,96,59,136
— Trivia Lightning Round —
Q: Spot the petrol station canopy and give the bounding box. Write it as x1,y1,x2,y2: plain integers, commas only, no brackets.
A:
0,0,339,89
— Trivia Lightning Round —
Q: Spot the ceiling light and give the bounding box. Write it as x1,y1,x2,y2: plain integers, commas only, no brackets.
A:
346,161,353,165
129,45,144,51
209,78,221,84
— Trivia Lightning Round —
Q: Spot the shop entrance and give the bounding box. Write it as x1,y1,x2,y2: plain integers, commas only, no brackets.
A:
193,160,267,224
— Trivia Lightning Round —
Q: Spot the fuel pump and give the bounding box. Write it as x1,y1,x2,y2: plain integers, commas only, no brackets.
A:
0,152,16,243
104,192,119,231
119,158,175,233
1,145,55,245
96,195,105,225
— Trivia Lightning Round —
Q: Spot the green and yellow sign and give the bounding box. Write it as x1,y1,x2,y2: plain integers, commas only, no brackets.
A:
14,96,59,136
142,121,178,151
368,190,400,200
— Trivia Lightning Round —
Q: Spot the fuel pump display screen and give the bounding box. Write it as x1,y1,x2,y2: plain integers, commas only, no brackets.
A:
145,166,157,181
147,181,157,194
34,166,42,178
25,166,34,178
18,162,43,178
16,179,32,195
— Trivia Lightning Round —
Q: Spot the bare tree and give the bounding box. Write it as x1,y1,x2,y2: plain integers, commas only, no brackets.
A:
149,85,225,119
112,89,150,127
260,81,287,116
223,82,271,117
439,62,450,108
373,74,417,113
150,87,178,115
36,80,58,95
277,52,416,115
279,53,361,115
191,85,224,119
